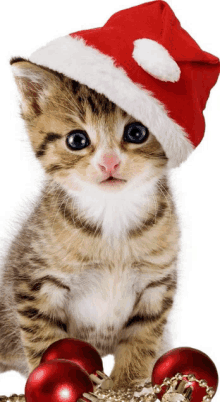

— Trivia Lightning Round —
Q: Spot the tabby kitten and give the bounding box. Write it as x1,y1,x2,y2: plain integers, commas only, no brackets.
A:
0,59,179,390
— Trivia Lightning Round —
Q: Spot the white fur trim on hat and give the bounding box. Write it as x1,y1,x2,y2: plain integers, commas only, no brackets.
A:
29,35,193,167
132,39,181,82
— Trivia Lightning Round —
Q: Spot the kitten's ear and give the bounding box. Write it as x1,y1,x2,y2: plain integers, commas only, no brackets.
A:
10,58,59,117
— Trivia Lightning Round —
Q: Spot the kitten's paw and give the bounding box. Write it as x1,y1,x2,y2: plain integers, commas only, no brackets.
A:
110,374,130,391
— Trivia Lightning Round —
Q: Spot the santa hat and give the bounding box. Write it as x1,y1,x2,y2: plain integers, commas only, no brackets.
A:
27,1,219,167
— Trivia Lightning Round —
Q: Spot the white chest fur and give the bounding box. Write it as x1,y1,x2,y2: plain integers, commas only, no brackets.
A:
66,263,167,335
67,266,137,332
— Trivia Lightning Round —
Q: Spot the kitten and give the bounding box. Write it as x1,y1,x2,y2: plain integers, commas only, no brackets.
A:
0,59,178,390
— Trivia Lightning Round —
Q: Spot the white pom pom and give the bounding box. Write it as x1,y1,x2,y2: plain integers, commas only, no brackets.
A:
132,38,181,82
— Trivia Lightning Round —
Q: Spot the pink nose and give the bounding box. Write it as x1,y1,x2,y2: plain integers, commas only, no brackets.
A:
98,153,121,174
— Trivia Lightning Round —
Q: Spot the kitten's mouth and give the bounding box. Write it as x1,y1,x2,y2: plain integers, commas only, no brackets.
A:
100,176,127,186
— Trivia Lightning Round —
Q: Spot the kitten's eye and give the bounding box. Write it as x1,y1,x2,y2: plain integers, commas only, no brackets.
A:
66,130,90,150
123,122,149,144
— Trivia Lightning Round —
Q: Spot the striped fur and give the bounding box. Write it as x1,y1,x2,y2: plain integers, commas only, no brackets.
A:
0,59,179,388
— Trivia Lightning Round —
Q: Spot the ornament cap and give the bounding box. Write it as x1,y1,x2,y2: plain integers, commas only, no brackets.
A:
90,370,113,389
80,392,100,402
161,379,193,402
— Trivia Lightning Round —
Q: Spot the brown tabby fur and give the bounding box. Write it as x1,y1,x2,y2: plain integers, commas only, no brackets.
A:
0,59,179,389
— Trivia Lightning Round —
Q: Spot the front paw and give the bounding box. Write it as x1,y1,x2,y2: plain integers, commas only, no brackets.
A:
111,378,130,391
110,373,138,391
110,372,152,392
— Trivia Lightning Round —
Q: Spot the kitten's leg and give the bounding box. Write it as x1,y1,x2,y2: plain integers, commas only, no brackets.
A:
15,274,70,373
110,271,177,390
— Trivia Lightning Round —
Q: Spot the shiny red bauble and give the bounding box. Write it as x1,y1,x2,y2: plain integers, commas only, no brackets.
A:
40,338,103,376
25,359,94,402
152,347,218,402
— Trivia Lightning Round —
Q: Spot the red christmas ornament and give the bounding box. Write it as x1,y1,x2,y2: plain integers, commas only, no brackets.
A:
152,347,218,402
40,338,113,389
25,359,95,402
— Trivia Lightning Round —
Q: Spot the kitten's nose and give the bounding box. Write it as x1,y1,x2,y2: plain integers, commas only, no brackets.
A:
98,152,121,174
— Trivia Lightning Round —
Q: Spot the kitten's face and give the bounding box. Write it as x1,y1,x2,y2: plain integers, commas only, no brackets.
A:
12,60,168,194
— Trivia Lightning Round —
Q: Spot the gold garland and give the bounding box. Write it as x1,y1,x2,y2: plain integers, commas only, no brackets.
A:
0,381,155,402
0,396,25,402
0,373,217,401
94,381,157,401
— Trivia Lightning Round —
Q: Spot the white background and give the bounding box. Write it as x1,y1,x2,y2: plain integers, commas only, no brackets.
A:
0,0,220,399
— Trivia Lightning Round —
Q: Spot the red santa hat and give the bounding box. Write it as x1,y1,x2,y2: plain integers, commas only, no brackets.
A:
27,0,220,167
